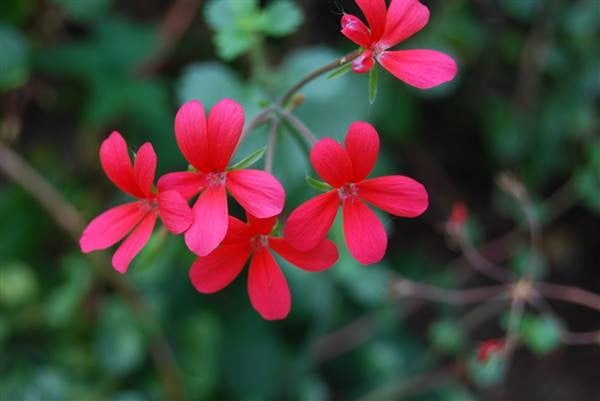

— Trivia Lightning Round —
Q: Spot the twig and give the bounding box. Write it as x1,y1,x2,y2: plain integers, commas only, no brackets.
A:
0,144,185,401
264,117,279,173
459,236,515,282
536,282,600,314
138,0,203,76
240,107,274,142
277,109,317,144
277,49,361,107
390,276,511,305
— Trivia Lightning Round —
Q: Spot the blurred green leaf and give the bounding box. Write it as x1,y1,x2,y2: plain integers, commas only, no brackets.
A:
0,0,33,25
94,300,145,375
0,261,38,308
429,319,466,354
499,0,542,22
368,66,378,105
51,0,114,22
520,314,561,355
204,0,259,32
0,23,29,92
215,29,255,61
259,0,304,37
468,352,507,388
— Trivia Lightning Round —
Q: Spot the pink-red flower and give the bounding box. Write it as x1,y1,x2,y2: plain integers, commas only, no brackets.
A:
284,122,428,265
158,99,285,256
80,132,192,273
341,0,457,89
189,214,338,320
477,339,506,363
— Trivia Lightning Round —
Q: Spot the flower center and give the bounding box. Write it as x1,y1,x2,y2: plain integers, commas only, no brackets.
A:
372,43,386,58
250,234,269,250
337,183,358,201
205,171,226,187
141,198,158,212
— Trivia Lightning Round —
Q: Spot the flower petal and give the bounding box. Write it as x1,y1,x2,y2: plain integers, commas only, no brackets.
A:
184,185,228,256
378,49,457,89
175,100,210,171
344,121,380,181
310,138,353,187
269,237,338,272
157,171,205,200
247,213,278,235
283,190,339,252
112,211,157,273
381,0,429,48
248,248,291,320
207,98,245,171
227,169,285,218
133,142,156,198
358,175,428,217
157,190,193,234
343,199,387,265
341,14,372,48
356,0,387,41
80,202,145,252
189,242,251,293
351,50,375,74
223,216,254,245
99,132,142,198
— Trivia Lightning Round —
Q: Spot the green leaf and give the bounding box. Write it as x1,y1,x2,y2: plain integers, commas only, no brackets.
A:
368,66,378,104
214,29,255,60
327,61,352,79
51,0,113,22
259,0,304,37
228,145,267,170
177,62,245,107
520,315,561,355
429,319,466,354
468,352,507,388
204,0,259,31
0,261,38,308
0,23,29,92
305,175,333,192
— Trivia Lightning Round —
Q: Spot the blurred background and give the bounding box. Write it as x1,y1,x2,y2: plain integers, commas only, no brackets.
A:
1,0,599,400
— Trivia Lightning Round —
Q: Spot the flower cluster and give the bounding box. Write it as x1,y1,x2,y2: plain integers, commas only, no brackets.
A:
80,0,455,320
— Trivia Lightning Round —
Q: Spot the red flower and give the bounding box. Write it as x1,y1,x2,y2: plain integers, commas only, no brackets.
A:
449,201,468,227
477,339,506,363
80,132,192,273
284,122,428,265
158,99,285,256
341,0,457,89
189,214,338,320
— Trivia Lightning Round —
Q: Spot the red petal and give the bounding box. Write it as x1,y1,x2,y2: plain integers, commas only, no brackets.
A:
189,242,251,293
344,121,380,181
157,171,205,200
247,248,291,320
358,175,428,217
112,211,157,273
269,237,338,272
157,190,193,234
99,132,143,198
283,190,339,252
223,216,254,245
174,100,210,171
226,169,285,218
133,142,156,198
343,199,387,265
378,49,457,89
184,185,228,256
341,14,372,48
356,0,387,41
352,51,375,74
247,213,278,235
380,0,429,48
207,98,244,171
310,138,353,187
79,202,145,252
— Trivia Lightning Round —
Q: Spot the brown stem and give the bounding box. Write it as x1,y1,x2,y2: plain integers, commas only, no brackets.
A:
536,282,600,313
264,117,279,173
277,49,361,107
278,109,317,144
390,276,511,305
0,144,185,401
459,236,515,282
